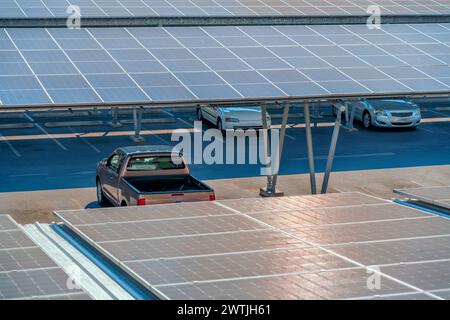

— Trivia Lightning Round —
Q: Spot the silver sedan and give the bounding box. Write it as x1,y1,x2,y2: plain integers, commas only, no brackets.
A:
337,99,422,129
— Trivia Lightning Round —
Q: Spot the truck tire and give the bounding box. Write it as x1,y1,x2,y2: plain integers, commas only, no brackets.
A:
121,200,127,207
96,179,107,207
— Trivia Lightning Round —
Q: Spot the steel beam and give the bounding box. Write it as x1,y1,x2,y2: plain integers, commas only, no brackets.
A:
109,107,122,127
304,102,317,194
2,15,450,28
2,91,450,111
130,106,145,142
259,103,285,197
321,104,344,194
260,102,289,197
270,102,290,190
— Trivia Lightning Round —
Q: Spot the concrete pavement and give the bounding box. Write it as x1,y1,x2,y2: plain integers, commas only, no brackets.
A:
2,164,449,224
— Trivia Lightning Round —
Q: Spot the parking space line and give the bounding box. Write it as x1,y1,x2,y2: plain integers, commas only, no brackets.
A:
176,117,194,127
24,113,67,151
161,110,175,117
0,134,21,157
418,126,434,133
427,109,448,117
69,127,101,153
34,123,68,151
285,133,296,140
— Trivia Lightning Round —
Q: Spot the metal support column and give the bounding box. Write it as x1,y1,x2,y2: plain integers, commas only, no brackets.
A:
343,101,357,132
311,103,322,119
109,107,122,128
130,106,145,142
260,102,289,197
304,102,317,194
321,103,344,194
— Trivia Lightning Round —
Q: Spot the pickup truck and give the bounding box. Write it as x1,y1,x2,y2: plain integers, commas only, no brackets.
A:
96,145,215,207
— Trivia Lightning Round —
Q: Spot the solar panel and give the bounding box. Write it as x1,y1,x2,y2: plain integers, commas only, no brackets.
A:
1,0,449,18
55,192,450,300
395,186,450,210
0,214,92,300
1,24,450,107
0,215,18,231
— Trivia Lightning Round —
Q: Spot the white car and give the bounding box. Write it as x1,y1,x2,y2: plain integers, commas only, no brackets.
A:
196,106,271,131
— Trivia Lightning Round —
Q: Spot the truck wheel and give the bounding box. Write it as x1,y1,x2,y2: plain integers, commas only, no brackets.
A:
121,200,127,207
96,179,107,207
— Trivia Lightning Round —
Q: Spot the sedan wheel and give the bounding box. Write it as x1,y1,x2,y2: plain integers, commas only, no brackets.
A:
363,112,372,129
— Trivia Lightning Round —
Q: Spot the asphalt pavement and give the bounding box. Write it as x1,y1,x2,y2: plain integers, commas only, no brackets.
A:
0,102,449,193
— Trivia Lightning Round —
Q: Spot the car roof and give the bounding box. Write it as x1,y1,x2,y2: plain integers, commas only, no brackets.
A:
117,145,177,156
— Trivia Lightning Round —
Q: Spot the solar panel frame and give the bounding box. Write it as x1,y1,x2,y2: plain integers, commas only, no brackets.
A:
56,192,450,300
395,186,450,210
0,214,18,231
1,24,450,107
1,0,450,18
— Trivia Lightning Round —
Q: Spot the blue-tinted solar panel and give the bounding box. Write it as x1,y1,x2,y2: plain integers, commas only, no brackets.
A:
55,193,450,300
0,215,91,300
0,24,450,106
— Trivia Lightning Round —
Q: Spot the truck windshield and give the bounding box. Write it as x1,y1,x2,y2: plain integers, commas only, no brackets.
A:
127,156,185,171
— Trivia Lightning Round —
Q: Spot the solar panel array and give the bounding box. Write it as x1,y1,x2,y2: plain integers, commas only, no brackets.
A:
0,214,91,300
395,186,450,210
56,192,450,300
1,23,450,106
1,0,450,18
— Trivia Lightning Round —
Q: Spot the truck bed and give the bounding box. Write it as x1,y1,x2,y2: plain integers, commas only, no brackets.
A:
124,175,211,194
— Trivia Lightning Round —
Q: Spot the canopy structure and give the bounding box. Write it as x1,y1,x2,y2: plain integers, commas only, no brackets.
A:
1,24,450,108
54,192,450,300
1,0,449,18
1,23,449,195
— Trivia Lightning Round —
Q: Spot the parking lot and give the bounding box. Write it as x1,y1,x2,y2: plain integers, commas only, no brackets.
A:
0,100,448,224
1,102,449,192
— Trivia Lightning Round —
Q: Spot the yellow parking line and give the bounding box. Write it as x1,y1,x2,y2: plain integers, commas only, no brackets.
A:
421,117,450,123
1,128,198,141
1,117,448,142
